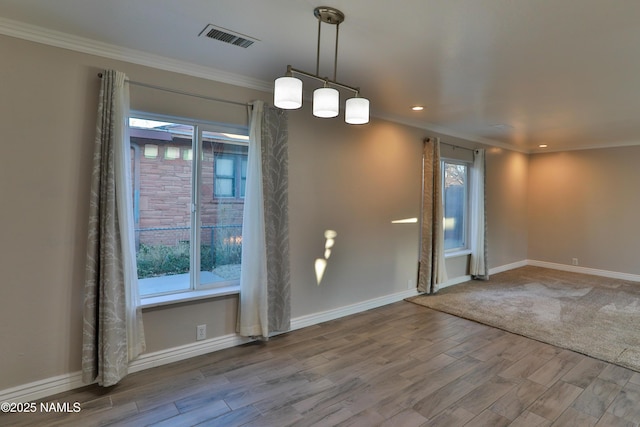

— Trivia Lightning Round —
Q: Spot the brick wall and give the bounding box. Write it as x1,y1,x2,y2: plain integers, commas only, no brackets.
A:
131,137,245,247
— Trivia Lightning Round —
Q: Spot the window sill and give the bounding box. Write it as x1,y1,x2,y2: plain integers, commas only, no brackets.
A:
141,285,240,309
445,249,472,259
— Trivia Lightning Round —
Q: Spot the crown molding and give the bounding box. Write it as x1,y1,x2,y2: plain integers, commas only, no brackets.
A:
0,16,273,92
530,139,640,154
373,111,531,154
5,16,635,154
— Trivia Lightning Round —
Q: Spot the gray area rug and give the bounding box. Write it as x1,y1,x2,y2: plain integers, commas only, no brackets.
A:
407,266,640,372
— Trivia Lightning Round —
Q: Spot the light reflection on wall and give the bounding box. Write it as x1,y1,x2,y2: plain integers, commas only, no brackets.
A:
391,217,418,224
315,229,337,285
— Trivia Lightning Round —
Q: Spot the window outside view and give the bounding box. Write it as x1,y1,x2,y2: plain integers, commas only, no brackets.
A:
129,117,248,297
443,161,468,251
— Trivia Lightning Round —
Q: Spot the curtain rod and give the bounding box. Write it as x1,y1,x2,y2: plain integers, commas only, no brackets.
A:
426,138,476,152
97,73,250,108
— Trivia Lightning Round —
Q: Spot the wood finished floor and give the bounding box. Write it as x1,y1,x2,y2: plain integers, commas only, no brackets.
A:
4,301,640,427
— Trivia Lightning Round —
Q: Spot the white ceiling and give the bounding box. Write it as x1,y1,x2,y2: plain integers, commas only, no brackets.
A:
2,0,640,152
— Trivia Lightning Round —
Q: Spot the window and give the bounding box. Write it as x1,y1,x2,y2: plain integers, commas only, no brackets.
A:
442,160,469,252
129,114,249,298
214,151,248,198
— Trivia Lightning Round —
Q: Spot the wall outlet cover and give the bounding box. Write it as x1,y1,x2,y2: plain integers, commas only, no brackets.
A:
196,324,206,341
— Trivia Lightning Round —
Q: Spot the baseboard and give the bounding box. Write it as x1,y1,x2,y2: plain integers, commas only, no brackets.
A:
0,287,418,403
13,259,635,403
527,259,640,282
289,288,419,331
437,260,529,290
0,333,253,404
418,259,640,289
439,275,472,289
20,261,634,404
128,334,253,374
490,260,528,275
0,372,87,406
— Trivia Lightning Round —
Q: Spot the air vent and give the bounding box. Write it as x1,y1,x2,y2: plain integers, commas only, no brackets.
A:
199,24,258,48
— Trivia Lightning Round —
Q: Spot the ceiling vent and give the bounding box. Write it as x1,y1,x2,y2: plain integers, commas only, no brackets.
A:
199,24,258,48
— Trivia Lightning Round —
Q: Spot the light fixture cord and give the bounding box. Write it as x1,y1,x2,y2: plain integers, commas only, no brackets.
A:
334,21,340,81
316,16,321,76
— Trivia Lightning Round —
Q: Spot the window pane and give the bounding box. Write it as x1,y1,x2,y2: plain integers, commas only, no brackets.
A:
164,146,180,160
443,162,467,250
240,158,247,178
214,155,236,197
215,178,234,197
201,132,245,287
129,119,193,296
216,157,234,177
240,158,247,197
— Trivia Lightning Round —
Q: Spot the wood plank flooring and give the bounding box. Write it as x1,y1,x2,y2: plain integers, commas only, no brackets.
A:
4,301,640,426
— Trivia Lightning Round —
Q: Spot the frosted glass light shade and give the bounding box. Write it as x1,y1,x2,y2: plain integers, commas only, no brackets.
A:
345,97,370,124
274,76,303,109
313,87,339,118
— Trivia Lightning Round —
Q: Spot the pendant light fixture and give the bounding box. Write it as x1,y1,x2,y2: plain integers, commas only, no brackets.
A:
273,6,370,124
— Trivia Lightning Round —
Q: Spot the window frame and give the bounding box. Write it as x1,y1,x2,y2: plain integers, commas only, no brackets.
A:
129,110,249,303
441,158,472,255
214,154,237,198
213,149,248,199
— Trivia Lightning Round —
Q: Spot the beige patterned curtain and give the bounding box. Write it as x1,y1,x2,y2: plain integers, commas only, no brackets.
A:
418,137,448,293
237,100,290,338
82,70,145,387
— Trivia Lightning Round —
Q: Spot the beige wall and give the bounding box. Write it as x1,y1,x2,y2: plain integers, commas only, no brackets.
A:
288,112,425,316
528,146,640,274
0,34,529,391
0,35,268,389
487,148,530,268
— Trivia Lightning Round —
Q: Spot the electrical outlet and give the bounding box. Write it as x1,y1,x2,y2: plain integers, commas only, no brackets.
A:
572,258,579,266
407,279,414,290
196,324,206,341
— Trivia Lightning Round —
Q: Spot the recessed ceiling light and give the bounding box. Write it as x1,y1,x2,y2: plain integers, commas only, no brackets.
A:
411,106,424,111
539,144,548,148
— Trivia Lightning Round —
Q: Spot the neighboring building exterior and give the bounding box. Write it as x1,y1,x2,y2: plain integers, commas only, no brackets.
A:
129,124,247,279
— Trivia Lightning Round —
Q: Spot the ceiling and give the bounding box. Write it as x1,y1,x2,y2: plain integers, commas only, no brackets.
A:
2,0,640,153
